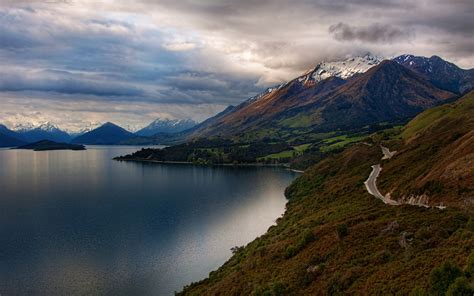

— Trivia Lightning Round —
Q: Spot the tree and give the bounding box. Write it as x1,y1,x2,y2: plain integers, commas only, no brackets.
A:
428,261,463,296
336,224,349,239
446,277,474,296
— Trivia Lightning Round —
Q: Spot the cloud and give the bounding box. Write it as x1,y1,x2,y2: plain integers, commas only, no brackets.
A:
0,0,473,130
0,69,144,97
328,22,412,43
163,42,197,51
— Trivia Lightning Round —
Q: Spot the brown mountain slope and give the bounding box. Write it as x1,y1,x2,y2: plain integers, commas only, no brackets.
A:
178,93,474,295
189,61,455,140
192,76,346,138
310,60,455,128
378,90,474,207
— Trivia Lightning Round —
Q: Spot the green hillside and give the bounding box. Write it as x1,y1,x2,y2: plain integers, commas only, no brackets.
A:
178,92,474,295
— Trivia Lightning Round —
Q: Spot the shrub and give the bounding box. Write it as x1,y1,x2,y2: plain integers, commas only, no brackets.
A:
285,245,297,259
446,277,474,296
336,224,349,239
409,286,427,296
270,282,286,296
428,261,463,295
284,229,316,259
252,283,286,296
300,229,316,246
231,245,244,255
466,216,474,232
327,272,344,295
466,251,474,277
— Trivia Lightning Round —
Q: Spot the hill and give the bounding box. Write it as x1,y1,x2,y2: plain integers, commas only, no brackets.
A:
15,140,86,151
378,90,474,208
178,92,474,295
187,59,456,142
71,122,135,145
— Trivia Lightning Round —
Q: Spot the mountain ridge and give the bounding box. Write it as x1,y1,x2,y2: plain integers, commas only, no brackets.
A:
186,58,457,141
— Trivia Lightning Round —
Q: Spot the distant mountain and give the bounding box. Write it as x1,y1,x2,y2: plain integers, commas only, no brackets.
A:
15,122,72,143
187,58,455,141
393,54,474,94
71,122,135,145
136,118,197,137
68,122,103,138
0,124,26,147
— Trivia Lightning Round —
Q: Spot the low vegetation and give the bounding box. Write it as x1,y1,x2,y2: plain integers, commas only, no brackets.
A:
177,92,474,295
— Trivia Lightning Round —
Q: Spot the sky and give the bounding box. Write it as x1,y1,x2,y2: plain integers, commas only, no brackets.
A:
0,0,473,132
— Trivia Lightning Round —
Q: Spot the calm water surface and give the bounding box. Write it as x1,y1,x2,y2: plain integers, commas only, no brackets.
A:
0,146,298,295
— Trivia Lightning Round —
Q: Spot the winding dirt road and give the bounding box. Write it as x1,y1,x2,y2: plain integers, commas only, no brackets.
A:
364,146,399,205
364,145,447,209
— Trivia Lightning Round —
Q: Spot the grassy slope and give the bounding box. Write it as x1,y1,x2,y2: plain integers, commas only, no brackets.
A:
178,92,474,295
379,91,474,207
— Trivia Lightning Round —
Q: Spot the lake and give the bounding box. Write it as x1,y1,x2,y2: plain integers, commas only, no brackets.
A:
0,146,298,295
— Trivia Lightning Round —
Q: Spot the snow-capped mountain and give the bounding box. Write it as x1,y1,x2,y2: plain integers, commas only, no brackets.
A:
13,122,36,132
68,122,103,137
393,54,474,94
38,122,61,132
296,53,384,87
186,55,460,140
136,118,198,137
14,122,61,132
14,122,72,143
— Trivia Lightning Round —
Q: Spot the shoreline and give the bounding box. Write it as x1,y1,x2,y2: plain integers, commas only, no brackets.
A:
114,157,304,172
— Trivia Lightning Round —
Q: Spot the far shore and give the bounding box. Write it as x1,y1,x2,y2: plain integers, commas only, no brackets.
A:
114,157,304,172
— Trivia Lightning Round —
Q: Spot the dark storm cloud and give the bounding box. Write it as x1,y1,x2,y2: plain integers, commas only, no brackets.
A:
0,70,144,97
0,0,473,130
328,22,412,43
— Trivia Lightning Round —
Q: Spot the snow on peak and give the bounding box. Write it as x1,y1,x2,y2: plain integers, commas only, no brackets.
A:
68,122,103,136
148,118,196,128
37,121,60,132
247,85,283,103
13,121,62,132
299,54,384,85
241,54,384,105
13,122,35,132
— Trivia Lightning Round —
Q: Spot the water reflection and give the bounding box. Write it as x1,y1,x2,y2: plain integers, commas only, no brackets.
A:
0,146,298,295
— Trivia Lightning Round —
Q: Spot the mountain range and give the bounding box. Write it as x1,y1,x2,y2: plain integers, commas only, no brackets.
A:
184,54,472,142
393,54,474,94
15,122,72,143
135,118,197,137
1,54,472,147
0,118,198,147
